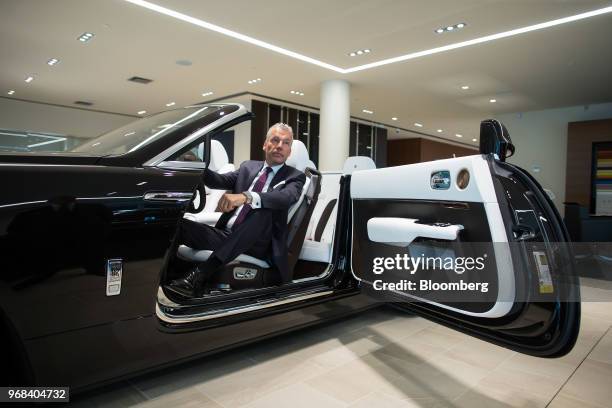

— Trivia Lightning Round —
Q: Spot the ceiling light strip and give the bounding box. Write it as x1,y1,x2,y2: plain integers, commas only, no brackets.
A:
124,0,344,73
124,1,612,74
344,6,612,73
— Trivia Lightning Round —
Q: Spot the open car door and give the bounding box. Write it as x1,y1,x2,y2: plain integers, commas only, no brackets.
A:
350,120,580,357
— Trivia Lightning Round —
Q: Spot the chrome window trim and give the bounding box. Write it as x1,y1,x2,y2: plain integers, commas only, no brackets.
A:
143,192,193,202
156,160,207,170
143,104,249,168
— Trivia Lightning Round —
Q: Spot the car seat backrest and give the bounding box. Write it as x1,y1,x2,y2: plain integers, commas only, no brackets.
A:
304,172,341,242
286,140,311,220
208,140,230,172
342,156,376,175
184,140,235,224
282,140,322,276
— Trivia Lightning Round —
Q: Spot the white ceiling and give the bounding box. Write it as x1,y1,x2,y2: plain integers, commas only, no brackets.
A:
1,0,611,144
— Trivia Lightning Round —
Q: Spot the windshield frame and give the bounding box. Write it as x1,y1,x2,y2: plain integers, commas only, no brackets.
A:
71,105,225,156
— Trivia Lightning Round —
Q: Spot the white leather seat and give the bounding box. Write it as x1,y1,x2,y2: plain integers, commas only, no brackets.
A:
298,173,340,263
298,156,377,264
183,140,234,226
178,140,312,269
342,156,376,175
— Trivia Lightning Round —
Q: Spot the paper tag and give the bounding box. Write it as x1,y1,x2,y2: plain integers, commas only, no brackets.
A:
106,258,123,296
533,251,553,294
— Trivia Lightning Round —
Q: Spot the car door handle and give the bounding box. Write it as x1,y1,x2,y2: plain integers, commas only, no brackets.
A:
143,192,193,202
367,217,463,247
512,224,537,241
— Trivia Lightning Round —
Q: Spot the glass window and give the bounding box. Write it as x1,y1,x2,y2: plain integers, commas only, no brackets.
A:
71,105,222,155
167,142,206,163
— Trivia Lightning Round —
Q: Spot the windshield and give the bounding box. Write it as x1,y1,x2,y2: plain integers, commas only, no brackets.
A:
72,105,222,155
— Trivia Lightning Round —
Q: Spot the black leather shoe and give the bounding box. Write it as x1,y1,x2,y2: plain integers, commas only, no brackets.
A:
168,266,205,297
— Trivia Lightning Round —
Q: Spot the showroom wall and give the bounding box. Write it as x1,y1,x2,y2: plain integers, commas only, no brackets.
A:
497,102,612,212
0,97,134,140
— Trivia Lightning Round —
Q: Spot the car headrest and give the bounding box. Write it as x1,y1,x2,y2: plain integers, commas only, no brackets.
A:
342,156,376,175
286,140,309,172
209,140,229,172
306,159,317,170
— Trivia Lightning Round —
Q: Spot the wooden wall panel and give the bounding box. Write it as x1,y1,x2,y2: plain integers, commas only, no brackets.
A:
387,138,477,166
375,127,387,168
420,138,478,162
387,139,421,166
250,99,267,160
566,119,612,207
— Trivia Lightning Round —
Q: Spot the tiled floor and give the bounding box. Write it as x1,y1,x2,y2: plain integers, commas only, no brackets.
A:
72,279,612,408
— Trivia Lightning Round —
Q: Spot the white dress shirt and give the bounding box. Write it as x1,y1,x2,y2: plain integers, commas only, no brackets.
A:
226,162,284,230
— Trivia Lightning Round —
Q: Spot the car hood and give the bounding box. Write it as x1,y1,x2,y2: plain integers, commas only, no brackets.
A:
0,152,102,165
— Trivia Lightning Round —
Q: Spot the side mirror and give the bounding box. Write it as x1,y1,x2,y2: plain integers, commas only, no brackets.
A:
479,119,515,161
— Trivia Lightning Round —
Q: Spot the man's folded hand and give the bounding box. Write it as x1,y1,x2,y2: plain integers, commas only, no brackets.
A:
218,193,247,212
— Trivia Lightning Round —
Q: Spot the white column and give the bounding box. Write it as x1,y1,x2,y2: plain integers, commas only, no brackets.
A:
319,79,350,171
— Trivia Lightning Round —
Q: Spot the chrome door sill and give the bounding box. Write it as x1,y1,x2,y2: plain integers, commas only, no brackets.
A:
156,287,334,324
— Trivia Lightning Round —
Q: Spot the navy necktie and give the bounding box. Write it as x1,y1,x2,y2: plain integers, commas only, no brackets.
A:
232,166,273,230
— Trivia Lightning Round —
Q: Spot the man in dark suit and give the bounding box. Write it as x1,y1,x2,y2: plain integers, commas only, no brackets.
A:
170,123,306,297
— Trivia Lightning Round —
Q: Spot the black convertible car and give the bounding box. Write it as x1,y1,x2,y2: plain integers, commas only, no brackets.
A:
0,103,580,392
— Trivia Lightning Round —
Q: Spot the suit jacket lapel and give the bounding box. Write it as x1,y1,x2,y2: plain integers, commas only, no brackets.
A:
241,161,263,191
269,164,288,189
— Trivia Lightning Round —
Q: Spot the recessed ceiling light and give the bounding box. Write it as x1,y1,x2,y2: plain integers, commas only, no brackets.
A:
362,109,373,114
472,138,478,142
126,0,612,74
437,129,443,133
290,90,304,96
165,102,176,107
489,99,497,103
7,90,15,95
24,75,34,83
78,32,95,42
248,78,262,84
461,85,470,90
137,110,147,115
414,123,423,127
435,22,467,33
348,48,371,57
455,134,463,138
391,117,398,121
47,58,60,66
201,91,214,97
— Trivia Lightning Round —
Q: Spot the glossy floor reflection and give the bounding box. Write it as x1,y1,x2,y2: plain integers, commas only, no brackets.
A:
72,279,612,408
